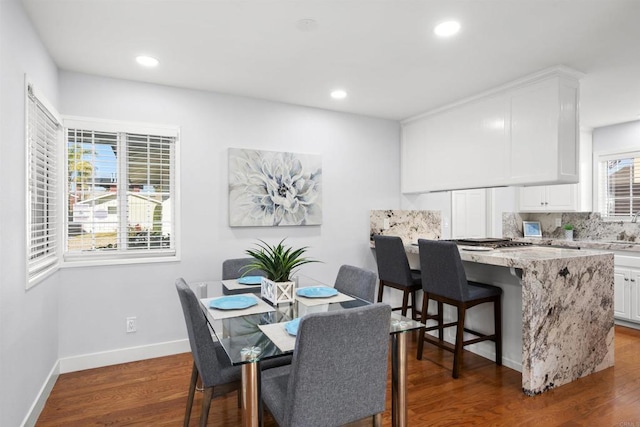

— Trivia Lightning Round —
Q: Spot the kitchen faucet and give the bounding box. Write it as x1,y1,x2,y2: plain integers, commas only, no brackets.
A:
632,210,640,223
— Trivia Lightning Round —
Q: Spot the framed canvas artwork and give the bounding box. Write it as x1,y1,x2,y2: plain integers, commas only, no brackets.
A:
228,148,322,227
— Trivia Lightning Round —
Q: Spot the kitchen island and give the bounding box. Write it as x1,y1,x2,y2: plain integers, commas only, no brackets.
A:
403,244,614,395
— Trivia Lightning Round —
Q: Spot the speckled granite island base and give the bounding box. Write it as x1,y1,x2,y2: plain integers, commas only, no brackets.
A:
406,245,615,395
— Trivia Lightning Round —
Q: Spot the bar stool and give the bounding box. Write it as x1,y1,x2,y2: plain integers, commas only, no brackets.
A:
373,235,422,320
416,239,502,379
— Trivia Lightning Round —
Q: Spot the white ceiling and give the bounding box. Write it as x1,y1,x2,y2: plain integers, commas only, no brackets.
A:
22,0,640,128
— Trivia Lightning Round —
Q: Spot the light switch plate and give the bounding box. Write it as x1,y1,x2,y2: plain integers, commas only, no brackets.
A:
555,218,562,227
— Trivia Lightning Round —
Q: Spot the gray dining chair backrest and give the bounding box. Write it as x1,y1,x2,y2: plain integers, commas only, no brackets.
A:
373,235,413,285
175,278,225,387
334,264,378,302
222,257,266,280
264,303,391,427
418,239,468,301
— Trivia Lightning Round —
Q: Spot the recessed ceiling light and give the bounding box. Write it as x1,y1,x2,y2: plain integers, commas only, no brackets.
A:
136,55,159,67
331,90,347,100
434,21,461,38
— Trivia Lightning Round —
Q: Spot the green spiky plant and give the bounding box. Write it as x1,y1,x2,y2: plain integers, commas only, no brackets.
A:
243,239,319,282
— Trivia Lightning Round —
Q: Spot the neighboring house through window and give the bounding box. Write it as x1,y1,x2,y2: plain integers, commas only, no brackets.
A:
64,118,179,264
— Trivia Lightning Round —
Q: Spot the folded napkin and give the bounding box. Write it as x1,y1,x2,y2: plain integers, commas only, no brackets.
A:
202,294,275,320
258,322,297,352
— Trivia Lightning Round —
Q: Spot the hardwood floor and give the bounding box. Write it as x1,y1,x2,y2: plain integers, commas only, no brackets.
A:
37,326,640,426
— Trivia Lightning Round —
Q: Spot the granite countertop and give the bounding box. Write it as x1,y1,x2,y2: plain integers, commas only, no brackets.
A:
403,242,613,269
516,237,640,253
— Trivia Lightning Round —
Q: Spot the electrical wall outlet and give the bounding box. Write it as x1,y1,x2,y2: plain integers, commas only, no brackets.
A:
126,317,137,333
555,218,562,227
383,218,390,229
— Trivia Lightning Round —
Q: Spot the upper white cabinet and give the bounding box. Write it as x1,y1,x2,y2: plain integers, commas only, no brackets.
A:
518,129,592,212
401,66,582,194
518,184,577,212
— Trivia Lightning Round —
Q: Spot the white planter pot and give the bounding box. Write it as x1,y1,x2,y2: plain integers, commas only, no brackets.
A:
261,277,295,305
565,229,574,241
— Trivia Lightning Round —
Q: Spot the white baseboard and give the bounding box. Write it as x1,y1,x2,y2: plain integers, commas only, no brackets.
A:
21,360,60,427
20,340,189,426
615,319,640,331
58,339,190,373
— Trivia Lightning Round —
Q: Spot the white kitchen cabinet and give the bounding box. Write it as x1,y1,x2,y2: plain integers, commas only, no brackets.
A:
401,66,581,194
401,93,509,193
613,255,640,325
518,184,577,212
614,267,633,319
508,77,579,185
451,189,488,238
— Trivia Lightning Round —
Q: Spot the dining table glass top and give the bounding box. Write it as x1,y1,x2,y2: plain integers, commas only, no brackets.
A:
198,275,424,365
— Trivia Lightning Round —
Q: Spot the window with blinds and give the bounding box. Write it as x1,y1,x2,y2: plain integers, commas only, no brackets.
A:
65,120,178,261
26,83,61,284
597,152,640,219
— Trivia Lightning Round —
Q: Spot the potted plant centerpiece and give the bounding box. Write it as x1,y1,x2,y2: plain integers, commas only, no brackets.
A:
244,239,319,304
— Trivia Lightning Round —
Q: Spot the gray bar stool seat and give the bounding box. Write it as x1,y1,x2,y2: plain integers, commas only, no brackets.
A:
373,235,422,320
416,239,502,379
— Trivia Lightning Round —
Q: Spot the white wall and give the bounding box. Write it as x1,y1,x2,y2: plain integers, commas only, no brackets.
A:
592,120,640,210
57,71,401,363
592,120,640,153
0,0,61,426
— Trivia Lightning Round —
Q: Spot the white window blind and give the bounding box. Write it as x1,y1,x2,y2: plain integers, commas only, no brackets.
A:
597,152,640,219
27,83,61,283
65,120,177,261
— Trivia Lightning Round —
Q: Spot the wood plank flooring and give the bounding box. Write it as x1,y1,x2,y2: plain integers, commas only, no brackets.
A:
37,326,640,426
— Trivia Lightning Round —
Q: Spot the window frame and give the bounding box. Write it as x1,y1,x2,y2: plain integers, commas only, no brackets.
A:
61,116,181,267
595,149,640,222
25,79,64,288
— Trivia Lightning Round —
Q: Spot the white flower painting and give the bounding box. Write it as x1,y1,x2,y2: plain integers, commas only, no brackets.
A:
228,148,322,226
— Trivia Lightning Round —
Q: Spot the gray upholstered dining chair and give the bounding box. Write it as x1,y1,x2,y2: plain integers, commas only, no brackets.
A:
261,303,392,427
416,239,502,379
373,235,422,320
334,264,378,302
175,277,290,427
221,257,266,295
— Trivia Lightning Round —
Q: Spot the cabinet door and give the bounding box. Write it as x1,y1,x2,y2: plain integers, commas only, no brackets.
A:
544,184,577,211
509,77,578,185
614,267,631,319
518,184,577,212
452,189,487,238
631,270,640,323
510,80,559,182
518,186,545,211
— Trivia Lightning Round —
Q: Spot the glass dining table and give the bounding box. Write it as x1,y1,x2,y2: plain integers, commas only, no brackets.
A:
196,275,423,427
